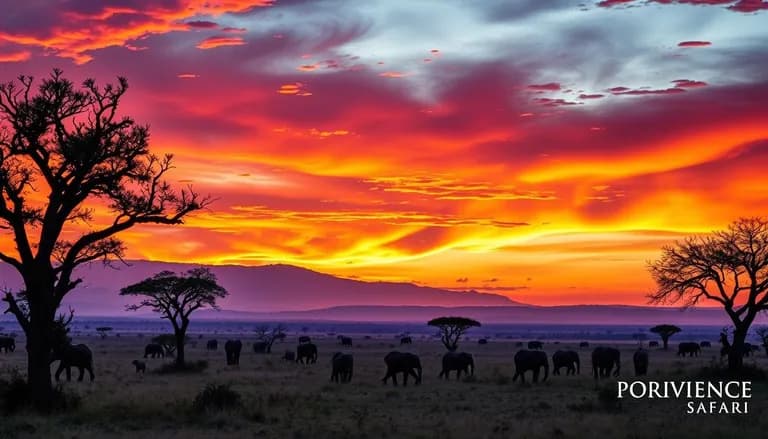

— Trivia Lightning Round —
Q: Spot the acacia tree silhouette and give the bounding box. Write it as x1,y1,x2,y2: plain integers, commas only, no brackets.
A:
428,316,481,352
649,324,681,350
121,268,227,368
649,217,768,371
0,69,207,410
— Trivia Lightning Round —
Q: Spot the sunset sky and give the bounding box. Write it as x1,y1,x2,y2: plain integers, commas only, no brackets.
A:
1,0,767,305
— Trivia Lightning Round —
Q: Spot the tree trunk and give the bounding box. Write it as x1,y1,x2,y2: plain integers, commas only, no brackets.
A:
26,320,54,411
662,336,669,350
175,330,186,367
728,328,747,371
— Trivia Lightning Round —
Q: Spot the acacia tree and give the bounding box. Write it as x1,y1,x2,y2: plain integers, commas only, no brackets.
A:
427,316,481,352
648,217,768,371
0,70,206,410
254,324,286,353
120,268,227,367
649,324,681,350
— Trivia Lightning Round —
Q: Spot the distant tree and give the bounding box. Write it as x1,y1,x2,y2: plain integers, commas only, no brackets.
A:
649,325,681,350
254,324,287,353
648,217,768,371
0,69,207,411
120,268,227,368
754,327,768,356
427,316,481,352
96,326,113,339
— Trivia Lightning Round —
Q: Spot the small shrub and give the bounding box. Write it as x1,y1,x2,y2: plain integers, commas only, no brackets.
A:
192,384,242,413
0,371,80,414
596,385,621,411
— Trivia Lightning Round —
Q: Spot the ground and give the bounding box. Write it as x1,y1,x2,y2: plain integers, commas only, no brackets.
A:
0,333,766,439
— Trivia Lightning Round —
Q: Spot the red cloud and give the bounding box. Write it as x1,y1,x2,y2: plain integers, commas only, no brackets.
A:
678,41,712,47
672,79,708,88
196,36,246,50
0,50,31,62
527,82,561,91
186,20,219,29
728,0,768,12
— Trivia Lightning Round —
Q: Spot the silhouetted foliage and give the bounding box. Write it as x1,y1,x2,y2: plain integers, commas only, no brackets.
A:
427,316,481,352
150,333,189,358
648,217,768,371
253,324,286,353
0,69,207,411
649,324,681,350
121,268,227,367
192,384,242,413
754,326,768,356
0,370,81,414
96,327,113,339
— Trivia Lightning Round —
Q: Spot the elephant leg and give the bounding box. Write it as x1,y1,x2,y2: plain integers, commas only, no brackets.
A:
512,371,520,382
403,371,409,387
78,367,85,382
533,369,539,383
66,366,72,381
55,363,65,381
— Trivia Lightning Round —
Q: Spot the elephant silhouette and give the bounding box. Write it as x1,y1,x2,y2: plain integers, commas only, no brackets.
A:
382,351,422,386
144,343,164,358
132,360,146,374
677,342,700,357
552,350,579,375
439,352,474,380
592,347,620,379
51,343,94,382
633,348,649,376
225,339,242,365
512,350,548,383
331,352,354,383
206,339,218,350
296,343,318,364
0,336,15,353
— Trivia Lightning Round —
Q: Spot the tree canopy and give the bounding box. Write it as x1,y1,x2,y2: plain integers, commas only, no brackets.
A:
649,324,681,350
121,268,227,367
0,69,206,410
648,217,768,370
427,316,481,352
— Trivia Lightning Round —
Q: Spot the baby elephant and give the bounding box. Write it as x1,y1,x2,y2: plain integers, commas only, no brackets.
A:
131,360,146,374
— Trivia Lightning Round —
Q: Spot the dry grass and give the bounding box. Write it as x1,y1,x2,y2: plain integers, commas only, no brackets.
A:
0,334,766,438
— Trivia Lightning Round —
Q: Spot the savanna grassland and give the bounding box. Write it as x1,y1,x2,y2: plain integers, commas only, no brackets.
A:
1,333,767,439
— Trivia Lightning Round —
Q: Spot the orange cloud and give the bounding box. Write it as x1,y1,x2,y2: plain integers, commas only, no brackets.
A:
196,36,246,49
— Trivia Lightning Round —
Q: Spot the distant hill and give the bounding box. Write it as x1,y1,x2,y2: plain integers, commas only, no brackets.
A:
194,304,739,326
0,260,519,315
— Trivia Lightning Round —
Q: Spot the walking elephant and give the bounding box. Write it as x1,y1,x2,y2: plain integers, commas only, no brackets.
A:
527,341,543,350
382,351,422,386
633,348,649,376
51,344,95,382
552,350,580,375
592,347,620,379
296,343,318,364
512,350,548,383
144,343,165,358
206,339,218,351
0,336,15,353
331,352,354,383
438,352,474,380
225,339,242,365
677,342,701,357
400,336,412,345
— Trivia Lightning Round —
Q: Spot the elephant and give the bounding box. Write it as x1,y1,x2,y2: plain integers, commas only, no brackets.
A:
253,341,268,353
552,350,580,375
331,352,354,383
382,351,422,386
340,336,353,346
296,343,318,364
132,360,146,374
400,336,412,345
298,336,311,344
225,339,242,365
515,341,524,348
282,350,296,361
207,339,218,351
700,341,711,348
144,343,165,358
528,341,543,350
478,338,488,345
677,342,701,357
439,352,474,380
633,349,649,376
512,350,548,383
744,343,758,357
592,347,620,379
51,344,94,382
0,336,15,353
648,341,660,348
579,341,589,348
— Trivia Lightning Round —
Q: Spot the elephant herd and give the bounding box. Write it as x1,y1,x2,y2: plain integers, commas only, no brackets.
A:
510,346,636,383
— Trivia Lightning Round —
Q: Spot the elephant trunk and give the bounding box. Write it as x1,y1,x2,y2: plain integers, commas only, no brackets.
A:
469,358,474,376
543,361,549,382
